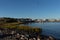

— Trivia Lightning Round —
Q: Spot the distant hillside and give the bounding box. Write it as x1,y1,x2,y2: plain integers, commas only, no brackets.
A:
0,17,34,24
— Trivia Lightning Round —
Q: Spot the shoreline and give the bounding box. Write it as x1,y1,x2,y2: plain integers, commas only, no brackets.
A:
0,23,56,40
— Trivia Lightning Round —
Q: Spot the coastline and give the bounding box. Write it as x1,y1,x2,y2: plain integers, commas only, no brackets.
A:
0,22,56,40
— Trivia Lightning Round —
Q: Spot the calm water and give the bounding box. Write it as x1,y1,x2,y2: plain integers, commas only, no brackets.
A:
25,22,60,39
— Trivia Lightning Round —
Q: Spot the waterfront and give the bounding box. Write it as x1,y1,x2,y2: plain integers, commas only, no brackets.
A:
0,24,55,40
26,22,60,40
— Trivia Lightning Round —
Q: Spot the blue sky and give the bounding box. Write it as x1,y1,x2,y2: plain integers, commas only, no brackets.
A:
0,0,60,19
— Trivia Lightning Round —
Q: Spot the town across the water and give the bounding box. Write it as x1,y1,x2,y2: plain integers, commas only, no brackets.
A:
0,17,60,23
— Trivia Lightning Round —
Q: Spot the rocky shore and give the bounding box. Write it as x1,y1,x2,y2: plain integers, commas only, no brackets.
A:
0,28,56,40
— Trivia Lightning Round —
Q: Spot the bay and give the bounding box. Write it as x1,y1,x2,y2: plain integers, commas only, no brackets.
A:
25,22,60,39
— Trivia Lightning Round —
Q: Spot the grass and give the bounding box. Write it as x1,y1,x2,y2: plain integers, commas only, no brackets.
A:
0,22,42,33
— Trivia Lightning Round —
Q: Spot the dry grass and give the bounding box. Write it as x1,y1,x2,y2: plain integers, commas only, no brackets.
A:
0,22,42,33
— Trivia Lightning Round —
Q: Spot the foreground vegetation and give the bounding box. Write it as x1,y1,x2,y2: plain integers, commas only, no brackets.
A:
0,22,42,33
